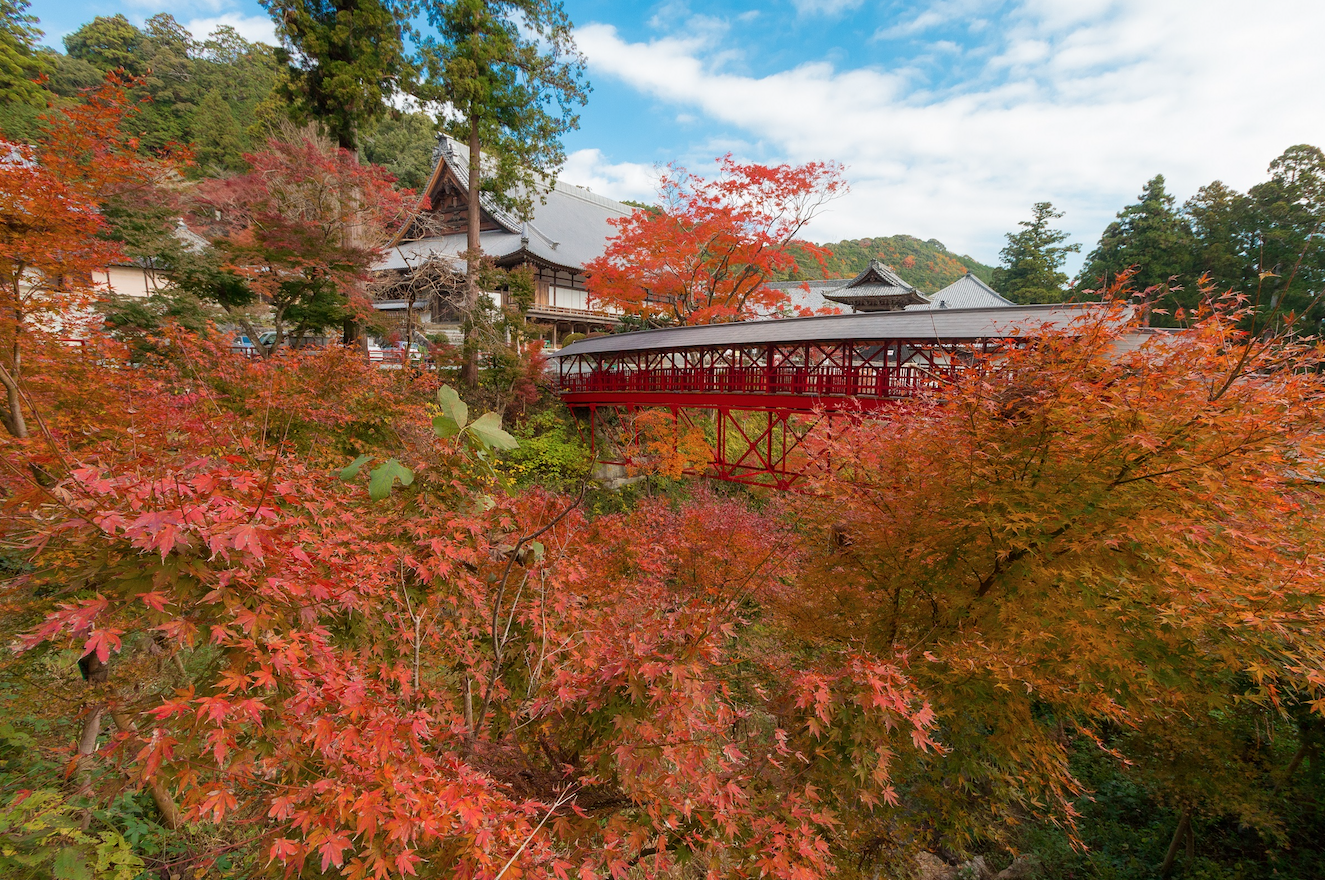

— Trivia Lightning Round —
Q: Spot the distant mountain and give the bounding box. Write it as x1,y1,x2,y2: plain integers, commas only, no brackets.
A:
781,235,995,294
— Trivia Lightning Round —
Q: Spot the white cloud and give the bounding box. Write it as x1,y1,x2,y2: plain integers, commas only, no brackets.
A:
182,13,277,46
559,149,661,203
577,0,1325,269
873,0,998,41
875,9,947,39
126,0,232,12
792,0,865,14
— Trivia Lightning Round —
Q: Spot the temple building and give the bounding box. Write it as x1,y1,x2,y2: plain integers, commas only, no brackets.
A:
764,261,1014,315
374,138,1015,342
822,260,930,312
373,135,627,346
915,272,1015,310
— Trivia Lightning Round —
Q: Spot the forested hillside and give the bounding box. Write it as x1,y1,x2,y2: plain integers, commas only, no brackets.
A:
781,234,995,293
0,12,439,188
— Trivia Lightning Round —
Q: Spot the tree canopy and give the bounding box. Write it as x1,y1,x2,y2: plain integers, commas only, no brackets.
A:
415,0,588,222
1,15,286,171
1080,175,1194,303
587,156,846,324
0,73,181,438
193,125,410,353
260,0,414,152
991,201,1080,303
0,0,47,108
1,287,1322,878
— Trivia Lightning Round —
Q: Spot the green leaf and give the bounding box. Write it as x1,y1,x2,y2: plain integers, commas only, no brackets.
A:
437,386,467,430
339,454,373,481
530,541,545,562
432,414,461,438
468,412,519,451
367,458,415,501
53,846,92,880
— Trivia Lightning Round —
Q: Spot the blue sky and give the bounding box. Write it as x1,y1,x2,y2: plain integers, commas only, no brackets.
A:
29,0,1325,273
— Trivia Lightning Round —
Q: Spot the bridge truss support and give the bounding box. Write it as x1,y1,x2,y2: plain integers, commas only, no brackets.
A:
552,303,1104,491
575,400,883,491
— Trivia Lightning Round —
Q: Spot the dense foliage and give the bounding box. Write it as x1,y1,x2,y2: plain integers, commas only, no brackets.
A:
991,201,1080,303
795,293,1325,874
0,73,181,438
192,124,411,353
587,156,847,323
1079,148,1325,328
261,0,415,151
1,286,1321,879
16,15,282,172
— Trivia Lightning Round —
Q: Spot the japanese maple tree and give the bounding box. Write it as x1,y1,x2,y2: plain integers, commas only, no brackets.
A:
793,291,1325,856
4,268,1323,877
194,124,411,354
0,73,178,437
586,156,846,324
1,327,937,879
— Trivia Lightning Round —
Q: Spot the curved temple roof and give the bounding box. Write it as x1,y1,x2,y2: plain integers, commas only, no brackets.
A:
919,273,1015,310
380,135,631,275
550,303,1116,358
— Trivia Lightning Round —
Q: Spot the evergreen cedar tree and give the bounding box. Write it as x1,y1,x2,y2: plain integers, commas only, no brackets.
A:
0,73,180,439
991,201,1080,304
5,258,1323,875
1081,175,1194,302
1080,148,1325,329
414,0,588,386
586,156,847,324
259,0,414,153
0,0,48,108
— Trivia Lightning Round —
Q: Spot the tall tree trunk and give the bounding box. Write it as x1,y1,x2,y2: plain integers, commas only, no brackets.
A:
461,117,482,389
74,702,105,828
404,285,417,371
341,143,367,354
238,316,268,359
1160,810,1190,877
0,357,27,438
1,300,28,438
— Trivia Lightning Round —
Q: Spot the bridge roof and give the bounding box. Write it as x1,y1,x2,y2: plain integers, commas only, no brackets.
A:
550,303,1112,358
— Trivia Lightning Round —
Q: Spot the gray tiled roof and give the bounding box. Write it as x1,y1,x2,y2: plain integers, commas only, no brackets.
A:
842,260,916,292
761,280,849,315
763,270,1015,316
822,261,928,310
551,303,1116,358
378,135,632,274
910,273,1014,311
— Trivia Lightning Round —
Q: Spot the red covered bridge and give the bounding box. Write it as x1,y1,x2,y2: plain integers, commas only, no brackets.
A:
550,304,1105,489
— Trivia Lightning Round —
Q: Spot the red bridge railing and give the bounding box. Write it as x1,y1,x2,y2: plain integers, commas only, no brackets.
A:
558,363,951,401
